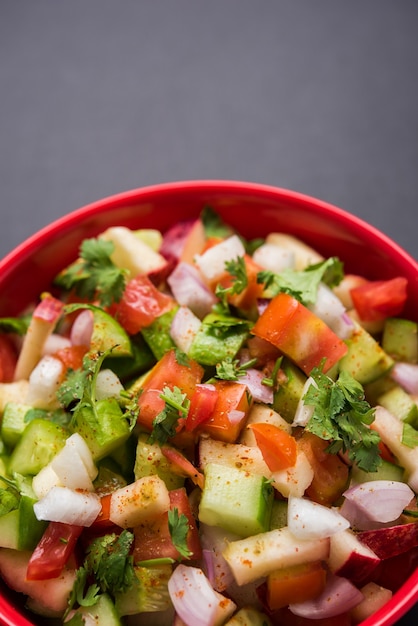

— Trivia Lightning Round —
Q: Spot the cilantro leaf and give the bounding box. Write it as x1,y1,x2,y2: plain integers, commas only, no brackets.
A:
402,423,418,448
215,356,257,381
168,507,192,560
257,257,344,305
0,316,30,335
149,386,190,445
200,206,235,239
215,256,248,307
54,238,128,307
66,566,100,617
304,368,381,472
85,530,135,594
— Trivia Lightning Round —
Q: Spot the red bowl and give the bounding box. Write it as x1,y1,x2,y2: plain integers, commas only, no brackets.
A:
0,180,417,626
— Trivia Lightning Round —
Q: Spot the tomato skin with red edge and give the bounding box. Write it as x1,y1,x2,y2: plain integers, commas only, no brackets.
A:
0,334,17,382
185,384,219,432
249,422,297,472
252,293,347,375
115,275,175,334
26,522,83,580
197,380,252,443
297,431,349,506
133,487,202,562
137,349,204,431
350,277,408,321
53,344,88,371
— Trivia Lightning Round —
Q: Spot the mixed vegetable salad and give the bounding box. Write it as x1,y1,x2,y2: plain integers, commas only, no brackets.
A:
0,207,417,626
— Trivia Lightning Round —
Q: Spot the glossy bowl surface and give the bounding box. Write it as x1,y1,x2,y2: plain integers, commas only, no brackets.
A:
0,180,417,626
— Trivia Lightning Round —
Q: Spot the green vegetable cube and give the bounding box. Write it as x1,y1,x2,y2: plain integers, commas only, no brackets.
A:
198,462,273,537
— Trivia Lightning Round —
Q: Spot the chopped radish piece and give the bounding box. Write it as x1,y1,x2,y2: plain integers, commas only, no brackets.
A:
14,295,64,381
390,362,418,395
70,309,94,346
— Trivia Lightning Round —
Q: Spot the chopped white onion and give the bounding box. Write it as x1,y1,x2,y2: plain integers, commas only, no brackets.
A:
42,333,72,355
390,362,418,395
168,565,236,626
288,496,350,540
25,355,64,408
95,368,124,401
199,523,237,592
194,235,246,282
342,480,415,524
50,433,97,490
235,368,274,404
289,573,364,619
32,465,60,500
292,376,316,427
252,242,295,272
309,283,353,339
167,262,217,318
34,486,101,526
70,309,94,346
170,306,202,353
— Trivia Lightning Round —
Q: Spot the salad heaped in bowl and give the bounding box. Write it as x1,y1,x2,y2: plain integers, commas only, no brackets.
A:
0,205,417,626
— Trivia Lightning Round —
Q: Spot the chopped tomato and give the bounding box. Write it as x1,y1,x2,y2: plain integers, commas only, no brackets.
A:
252,293,347,375
133,487,202,562
297,431,349,506
266,561,327,611
53,344,88,371
249,422,297,472
137,349,204,431
197,380,252,443
115,275,175,334
0,334,17,382
26,522,83,580
350,277,408,322
92,493,115,528
216,254,265,314
161,445,205,490
185,383,219,432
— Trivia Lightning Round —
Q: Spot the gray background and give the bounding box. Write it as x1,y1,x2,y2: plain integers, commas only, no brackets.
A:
0,1,417,624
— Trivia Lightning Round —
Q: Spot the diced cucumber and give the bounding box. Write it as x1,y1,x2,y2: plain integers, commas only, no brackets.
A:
0,495,47,550
225,606,272,626
273,358,307,423
114,564,172,615
351,458,405,485
269,499,288,529
198,462,274,537
71,398,131,461
378,385,418,428
338,323,394,384
69,593,122,625
382,317,418,363
104,334,155,381
8,418,68,476
141,308,178,360
66,303,132,358
188,313,250,367
1,402,32,447
134,434,184,490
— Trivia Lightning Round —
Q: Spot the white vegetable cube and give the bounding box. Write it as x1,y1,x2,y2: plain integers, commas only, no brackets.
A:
198,462,274,538
25,355,64,408
287,496,350,539
222,527,330,586
34,486,101,527
194,235,246,282
101,226,167,277
109,475,170,529
252,242,295,272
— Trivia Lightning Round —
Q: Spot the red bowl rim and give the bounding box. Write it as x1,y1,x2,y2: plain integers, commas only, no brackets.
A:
0,179,417,626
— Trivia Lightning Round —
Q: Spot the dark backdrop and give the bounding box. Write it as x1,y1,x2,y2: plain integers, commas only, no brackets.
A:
0,1,417,624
